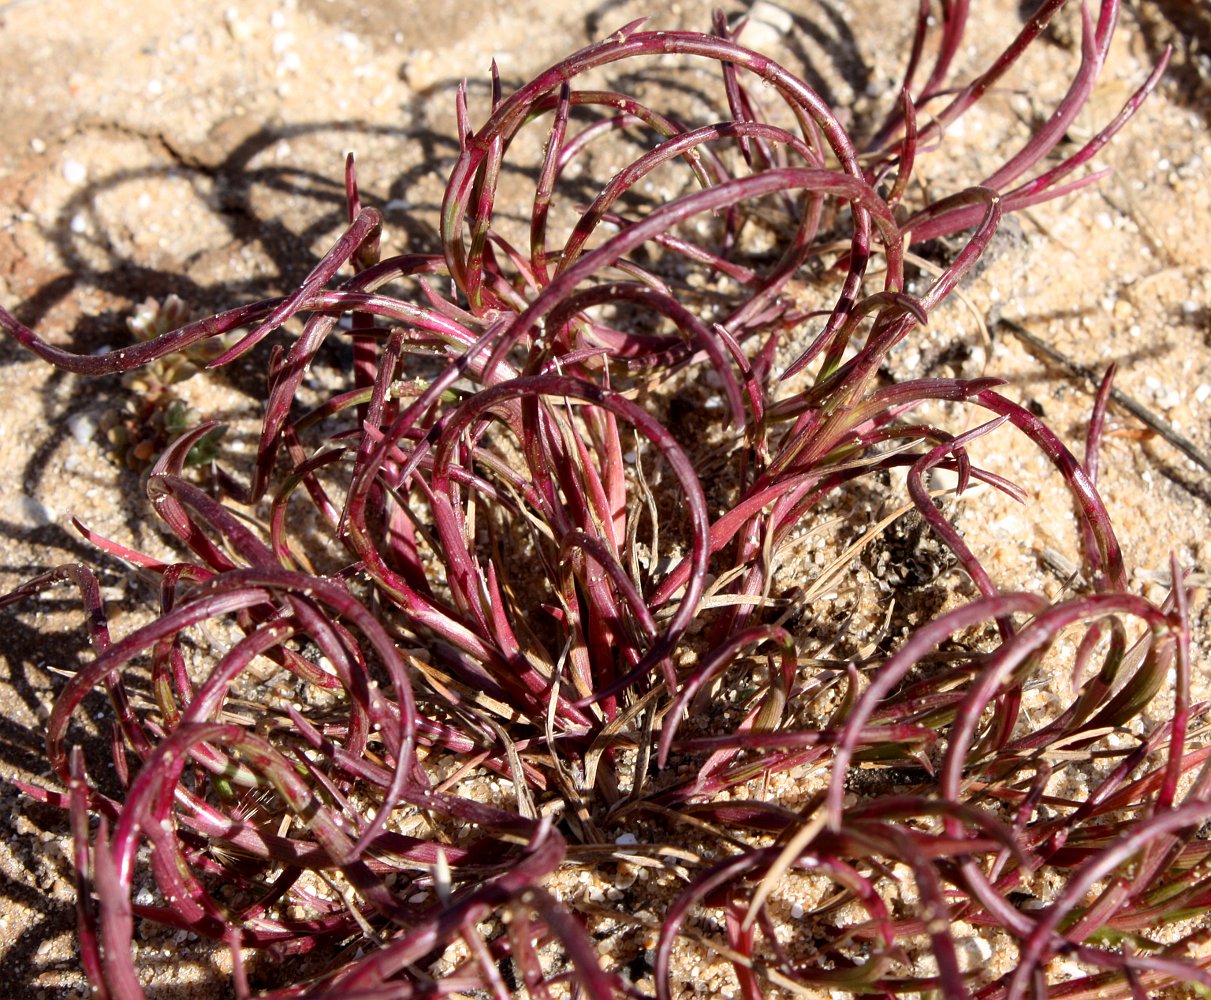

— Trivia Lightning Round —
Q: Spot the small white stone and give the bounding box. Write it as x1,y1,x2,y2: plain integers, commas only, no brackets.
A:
17,495,55,527
224,8,254,42
67,411,96,445
955,935,993,970
62,159,87,185
741,1,795,53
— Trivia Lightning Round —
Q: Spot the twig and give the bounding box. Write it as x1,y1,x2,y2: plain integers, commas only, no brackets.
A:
996,316,1211,476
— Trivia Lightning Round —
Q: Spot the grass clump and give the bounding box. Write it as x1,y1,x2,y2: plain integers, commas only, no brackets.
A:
2,2,1208,997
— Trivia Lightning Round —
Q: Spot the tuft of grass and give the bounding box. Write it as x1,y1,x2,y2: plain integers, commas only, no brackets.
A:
2,3,1206,997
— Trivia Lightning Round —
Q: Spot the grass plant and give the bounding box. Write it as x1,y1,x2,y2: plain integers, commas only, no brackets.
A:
2,2,1207,997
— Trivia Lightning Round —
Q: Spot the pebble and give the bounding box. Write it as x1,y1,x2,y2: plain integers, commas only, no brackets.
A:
223,8,253,42
741,1,795,53
955,935,993,969
16,495,55,528
61,159,87,185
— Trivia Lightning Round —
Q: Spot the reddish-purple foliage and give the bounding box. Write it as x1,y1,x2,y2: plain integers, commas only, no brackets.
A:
2,3,1205,997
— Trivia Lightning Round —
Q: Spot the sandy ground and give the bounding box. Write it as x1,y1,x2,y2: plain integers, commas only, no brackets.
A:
0,0,1208,996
